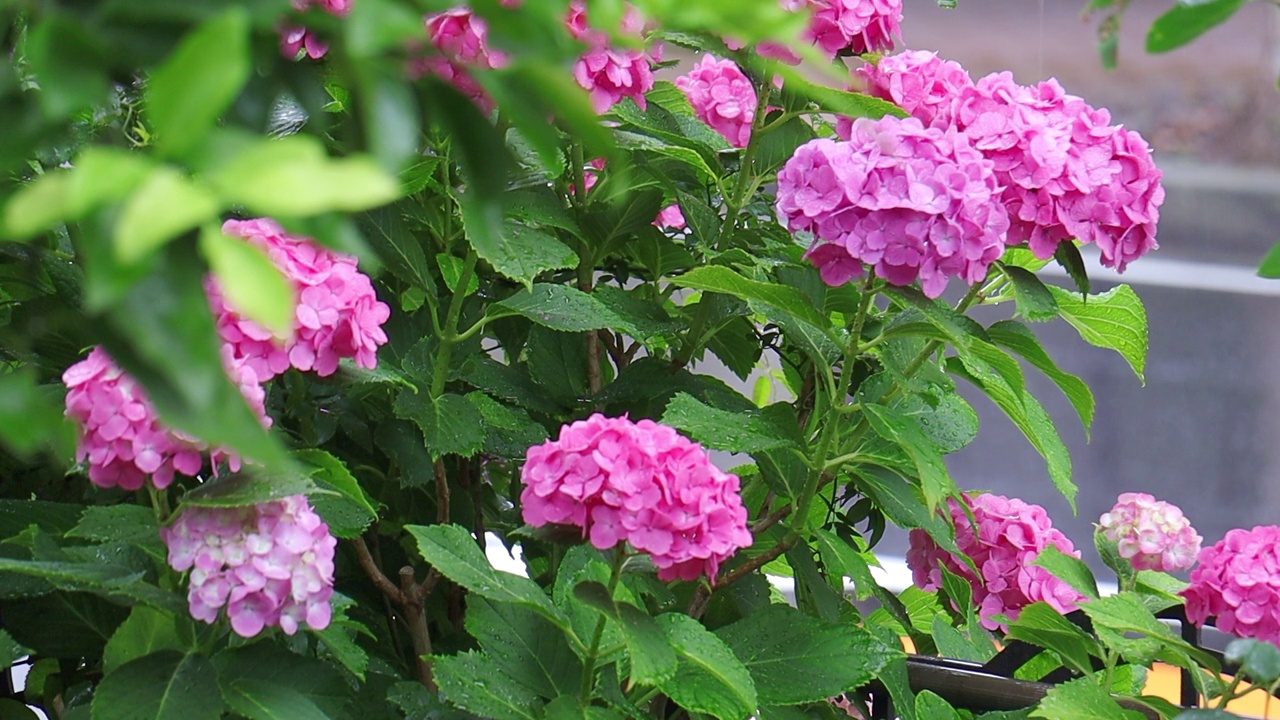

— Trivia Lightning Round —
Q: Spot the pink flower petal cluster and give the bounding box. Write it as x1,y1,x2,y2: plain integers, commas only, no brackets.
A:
567,1,656,113
907,493,1085,631
1099,492,1202,573
653,204,687,231
520,414,752,582
776,116,1009,298
411,7,509,112
1183,526,1280,645
213,218,390,382
63,347,269,492
163,495,337,638
675,55,758,148
803,0,903,59
860,55,1164,270
281,0,352,60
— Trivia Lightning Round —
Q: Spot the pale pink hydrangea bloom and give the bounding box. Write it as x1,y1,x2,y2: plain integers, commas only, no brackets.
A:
567,1,656,113
281,0,353,60
212,218,390,382
411,7,509,112
907,493,1085,631
653,204,687,231
163,496,337,638
520,414,752,582
1099,492,1201,573
63,347,269,492
675,55,758,148
803,0,903,59
1183,526,1280,645
776,117,1010,298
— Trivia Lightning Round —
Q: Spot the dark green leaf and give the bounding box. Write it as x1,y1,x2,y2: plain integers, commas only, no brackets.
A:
812,529,879,602
466,393,549,458
294,449,378,539
656,613,757,720
1031,546,1100,601
180,470,320,509
661,393,796,454
1146,0,1247,53
777,70,908,120
574,582,676,687
0,628,30,671
1005,602,1103,677
0,558,182,611
987,321,1095,432
360,205,437,294
1225,638,1280,685
67,506,160,549
393,391,487,458
0,370,76,458
223,678,330,720
1171,711,1238,720
593,285,679,342
433,650,542,720
671,266,830,332
883,286,982,352
26,13,111,119
1002,266,1059,322
466,597,584,697
915,691,960,720
1053,243,1090,295
478,222,578,288
1030,677,1145,720
92,652,224,720
213,643,349,717
490,284,621,332
863,403,954,512
1047,284,1148,383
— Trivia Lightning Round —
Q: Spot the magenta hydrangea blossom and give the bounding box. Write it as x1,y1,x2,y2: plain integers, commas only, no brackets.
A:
411,7,509,112
567,1,656,113
520,414,752,582
776,116,1009,298
653,204,687,231
1099,492,1202,573
63,347,268,492
675,55,758,148
212,218,390,382
803,0,903,59
281,0,352,60
851,50,974,132
907,493,1085,631
1182,526,1280,645
163,496,337,638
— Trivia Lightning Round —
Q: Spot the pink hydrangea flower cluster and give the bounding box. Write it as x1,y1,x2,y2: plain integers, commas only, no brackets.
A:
281,0,352,60
857,57,1164,271
675,55,758,148
520,414,752,582
776,116,1009,297
411,7,509,112
1099,492,1202,573
62,347,268,492
653,204,687,231
907,493,1085,631
1182,526,1280,645
567,1,657,113
162,495,337,638
213,218,390,381
804,0,903,59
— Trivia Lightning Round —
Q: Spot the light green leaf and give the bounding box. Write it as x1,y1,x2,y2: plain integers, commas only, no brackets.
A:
716,604,900,706
209,135,400,217
466,597,583,698
490,284,621,332
222,679,329,720
661,393,796,454
1031,546,1100,601
1005,602,1103,677
812,529,880,602
656,613,757,720
406,524,572,633
671,266,829,332
1047,284,1147,383
2,172,72,240
434,650,543,720
92,652,224,720
68,148,156,217
777,70,907,120
574,581,676,688
146,9,251,158
863,403,954,512
103,607,185,675
987,321,1095,432
437,253,479,296
198,224,294,337
1258,242,1280,278
915,691,961,720
393,391,487,458
1146,0,1247,53
1030,677,1146,720
115,168,220,263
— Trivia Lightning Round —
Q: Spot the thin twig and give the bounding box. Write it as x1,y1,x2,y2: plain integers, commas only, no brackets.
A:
434,458,451,525
400,567,436,690
353,536,406,605
750,503,792,535
687,535,800,618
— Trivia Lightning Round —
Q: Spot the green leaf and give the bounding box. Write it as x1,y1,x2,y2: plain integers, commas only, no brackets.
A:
1005,602,1103,677
103,607,185,675
92,651,224,720
716,604,900,706
0,628,30,671
1002,265,1059,322
294,449,378,539
671,266,830,332
198,224,293,337
361,205,437,294
1030,677,1146,720
863,403,955,512
437,253,480,297
222,678,330,720
1146,0,1247,53
433,650,543,720
574,582,676,687
661,393,796,454
115,168,220,264
656,613,758,720
915,691,961,720
812,529,880,602
777,70,908,120
1047,284,1147,383
311,594,370,680
987,321,1095,433
0,370,76,458
466,392,548,458
25,13,111,119
475,222,578,289
394,391,487,458
490,284,621,332
884,286,982,352
208,135,400,217
1081,594,1218,671
1225,638,1280,685
1031,546,1100,601
67,506,160,548
1172,711,1239,720
1258,242,1280,278
592,285,680,342
1053,242,1091,296
2,172,73,241
466,597,584,697
406,524,572,633
180,469,320,509
146,9,251,158
0,558,182,611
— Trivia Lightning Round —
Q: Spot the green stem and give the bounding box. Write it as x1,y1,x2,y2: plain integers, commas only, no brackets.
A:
580,549,628,704
146,485,172,524
713,81,773,250
431,250,478,398
1217,673,1246,709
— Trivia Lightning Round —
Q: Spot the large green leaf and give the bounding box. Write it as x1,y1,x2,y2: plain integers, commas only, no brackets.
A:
406,524,572,633
884,286,985,353
1030,546,1100,601
114,168,220,264
466,597,584,698
433,650,543,720
1046,284,1147,383
477,222,578,289
146,9,250,158
393,391,487,458
987,321,1095,432
212,642,349,717
862,403,954,512
179,469,320,509
0,628,29,671
489,284,621,332
103,607,186,674
0,558,182,612
716,604,900,706
1030,677,1145,720
661,393,796,454
1004,602,1103,677
1146,0,1247,53
574,581,677,688
198,224,294,338
294,449,378,539
656,613,757,720
92,651,224,720
670,266,829,332
222,678,330,720
1001,265,1059,323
